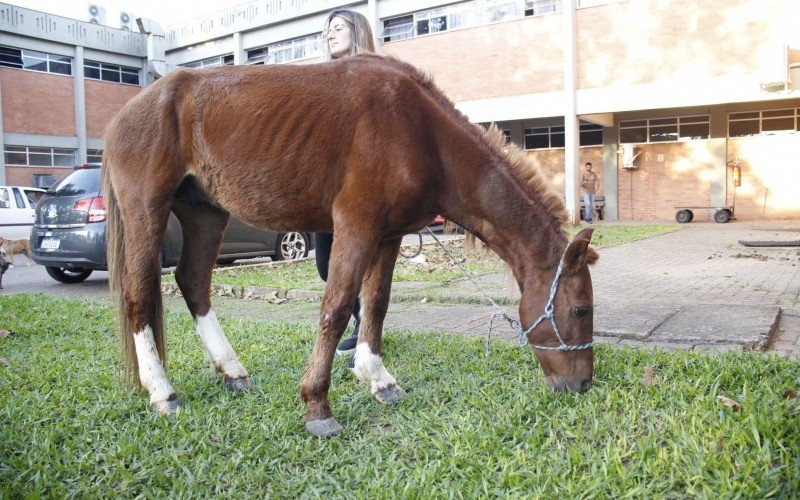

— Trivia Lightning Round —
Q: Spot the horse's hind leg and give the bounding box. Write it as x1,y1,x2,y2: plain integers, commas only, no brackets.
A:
171,194,250,391
119,203,179,414
351,238,406,404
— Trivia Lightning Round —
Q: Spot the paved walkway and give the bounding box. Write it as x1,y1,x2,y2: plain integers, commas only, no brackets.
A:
193,221,800,359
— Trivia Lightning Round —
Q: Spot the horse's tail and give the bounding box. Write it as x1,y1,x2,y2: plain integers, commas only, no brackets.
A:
102,156,165,387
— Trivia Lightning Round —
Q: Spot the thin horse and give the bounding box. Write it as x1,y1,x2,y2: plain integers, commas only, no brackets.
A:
102,54,598,437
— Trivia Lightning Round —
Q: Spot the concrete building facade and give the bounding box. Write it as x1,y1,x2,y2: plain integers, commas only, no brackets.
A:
2,0,799,220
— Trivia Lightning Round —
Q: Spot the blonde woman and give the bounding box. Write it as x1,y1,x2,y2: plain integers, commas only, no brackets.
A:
315,9,376,356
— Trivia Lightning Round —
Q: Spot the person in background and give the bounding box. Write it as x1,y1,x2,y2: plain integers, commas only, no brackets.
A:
316,9,376,356
580,162,600,224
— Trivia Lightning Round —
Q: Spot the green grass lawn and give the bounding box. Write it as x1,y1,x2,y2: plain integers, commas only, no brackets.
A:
1,294,797,497
167,225,682,289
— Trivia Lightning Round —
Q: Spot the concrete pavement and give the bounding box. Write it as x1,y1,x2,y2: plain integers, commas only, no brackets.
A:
384,221,799,358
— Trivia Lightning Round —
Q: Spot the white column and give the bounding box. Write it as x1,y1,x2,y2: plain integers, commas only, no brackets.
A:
368,0,380,53
563,0,579,225
73,45,87,164
0,81,6,184
233,32,244,65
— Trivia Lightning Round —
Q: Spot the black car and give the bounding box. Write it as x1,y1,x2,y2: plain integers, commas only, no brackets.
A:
31,164,313,283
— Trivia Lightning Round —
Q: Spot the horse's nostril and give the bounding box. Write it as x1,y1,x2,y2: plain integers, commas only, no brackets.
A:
579,379,592,393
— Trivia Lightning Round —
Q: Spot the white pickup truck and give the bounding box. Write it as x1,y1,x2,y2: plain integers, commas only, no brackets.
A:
0,186,46,240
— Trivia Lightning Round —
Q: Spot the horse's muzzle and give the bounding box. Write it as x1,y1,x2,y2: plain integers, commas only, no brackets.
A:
546,376,592,393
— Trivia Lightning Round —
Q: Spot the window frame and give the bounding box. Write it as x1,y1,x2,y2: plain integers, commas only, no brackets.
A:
619,115,710,144
0,46,72,76
727,108,799,138
522,122,603,150
183,54,235,69
381,0,562,42
84,60,140,85
3,145,76,168
267,34,321,65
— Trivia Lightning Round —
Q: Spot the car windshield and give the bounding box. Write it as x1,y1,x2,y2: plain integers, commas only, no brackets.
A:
49,168,101,196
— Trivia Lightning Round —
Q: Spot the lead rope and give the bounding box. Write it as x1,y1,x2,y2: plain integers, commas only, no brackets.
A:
424,227,593,354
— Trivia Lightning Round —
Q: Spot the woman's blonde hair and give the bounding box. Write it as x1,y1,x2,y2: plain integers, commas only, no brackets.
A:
322,9,376,61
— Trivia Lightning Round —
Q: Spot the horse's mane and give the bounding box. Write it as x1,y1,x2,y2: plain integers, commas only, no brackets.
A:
348,54,569,243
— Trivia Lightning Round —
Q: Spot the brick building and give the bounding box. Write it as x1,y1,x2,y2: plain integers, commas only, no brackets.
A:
2,0,799,221
0,3,146,187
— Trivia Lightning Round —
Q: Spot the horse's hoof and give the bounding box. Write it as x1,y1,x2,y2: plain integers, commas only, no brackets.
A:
305,418,344,437
224,375,251,392
152,394,180,415
375,385,406,404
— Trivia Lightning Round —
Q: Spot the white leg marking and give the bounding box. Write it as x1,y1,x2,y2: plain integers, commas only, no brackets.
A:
353,342,397,394
196,309,249,379
133,326,175,404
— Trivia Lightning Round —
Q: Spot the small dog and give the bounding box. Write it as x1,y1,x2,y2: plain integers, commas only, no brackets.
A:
0,236,32,266
0,251,9,290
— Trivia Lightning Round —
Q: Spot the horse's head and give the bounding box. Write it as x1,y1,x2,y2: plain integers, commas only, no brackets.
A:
520,227,597,393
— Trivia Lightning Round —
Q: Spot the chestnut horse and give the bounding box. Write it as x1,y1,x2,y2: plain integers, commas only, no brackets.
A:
102,54,597,437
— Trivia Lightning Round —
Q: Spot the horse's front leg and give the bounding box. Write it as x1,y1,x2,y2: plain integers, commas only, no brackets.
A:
351,238,406,404
300,229,378,437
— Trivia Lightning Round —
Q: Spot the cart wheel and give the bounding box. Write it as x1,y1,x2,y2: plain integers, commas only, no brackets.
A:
713,209,731,224
675,209,693,224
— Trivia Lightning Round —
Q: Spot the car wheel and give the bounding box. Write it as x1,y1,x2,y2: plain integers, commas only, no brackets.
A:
274,232,309,261
45,266,93,284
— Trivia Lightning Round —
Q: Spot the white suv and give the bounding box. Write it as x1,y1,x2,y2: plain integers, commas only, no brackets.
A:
0,186,46,239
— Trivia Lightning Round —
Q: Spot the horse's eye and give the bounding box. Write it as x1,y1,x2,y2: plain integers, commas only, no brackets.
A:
574,306,589,318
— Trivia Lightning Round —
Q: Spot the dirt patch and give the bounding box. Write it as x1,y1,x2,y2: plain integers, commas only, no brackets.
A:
731,253,770,261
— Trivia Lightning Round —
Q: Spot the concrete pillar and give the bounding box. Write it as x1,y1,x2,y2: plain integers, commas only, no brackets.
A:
73,45,87,164
368,0,380,53
563,0,579,225
602,127,618,220
708,138,727,208
0,80,6,184
233,32,244,65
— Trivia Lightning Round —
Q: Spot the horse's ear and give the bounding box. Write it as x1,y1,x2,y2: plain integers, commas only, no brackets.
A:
562,227,597,274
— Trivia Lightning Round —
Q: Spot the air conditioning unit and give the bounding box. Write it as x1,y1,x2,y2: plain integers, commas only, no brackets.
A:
119,11,136,31
757,43,789,92
620,144,642,169
87,3,106,25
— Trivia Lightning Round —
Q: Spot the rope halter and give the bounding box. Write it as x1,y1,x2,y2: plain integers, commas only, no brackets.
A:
424,227,593,353
507,258,593,352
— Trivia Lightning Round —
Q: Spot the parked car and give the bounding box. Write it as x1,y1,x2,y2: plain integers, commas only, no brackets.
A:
0,185,46,239
31,164,313,283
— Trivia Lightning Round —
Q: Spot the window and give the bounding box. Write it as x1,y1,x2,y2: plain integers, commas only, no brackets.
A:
416,9,448,36
382,15,414,42
381,0,561,42
268,34,321,64
85,61,140,85
728,109,799,137
620,116,709,143
33,174,57,189
524,126,564,149
579,123,603,146
246,46,269,64
0,46,72,75
87,149,103,163
522,122,602,149
4,146,75,167
183,54,234,69
525,0,561,16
